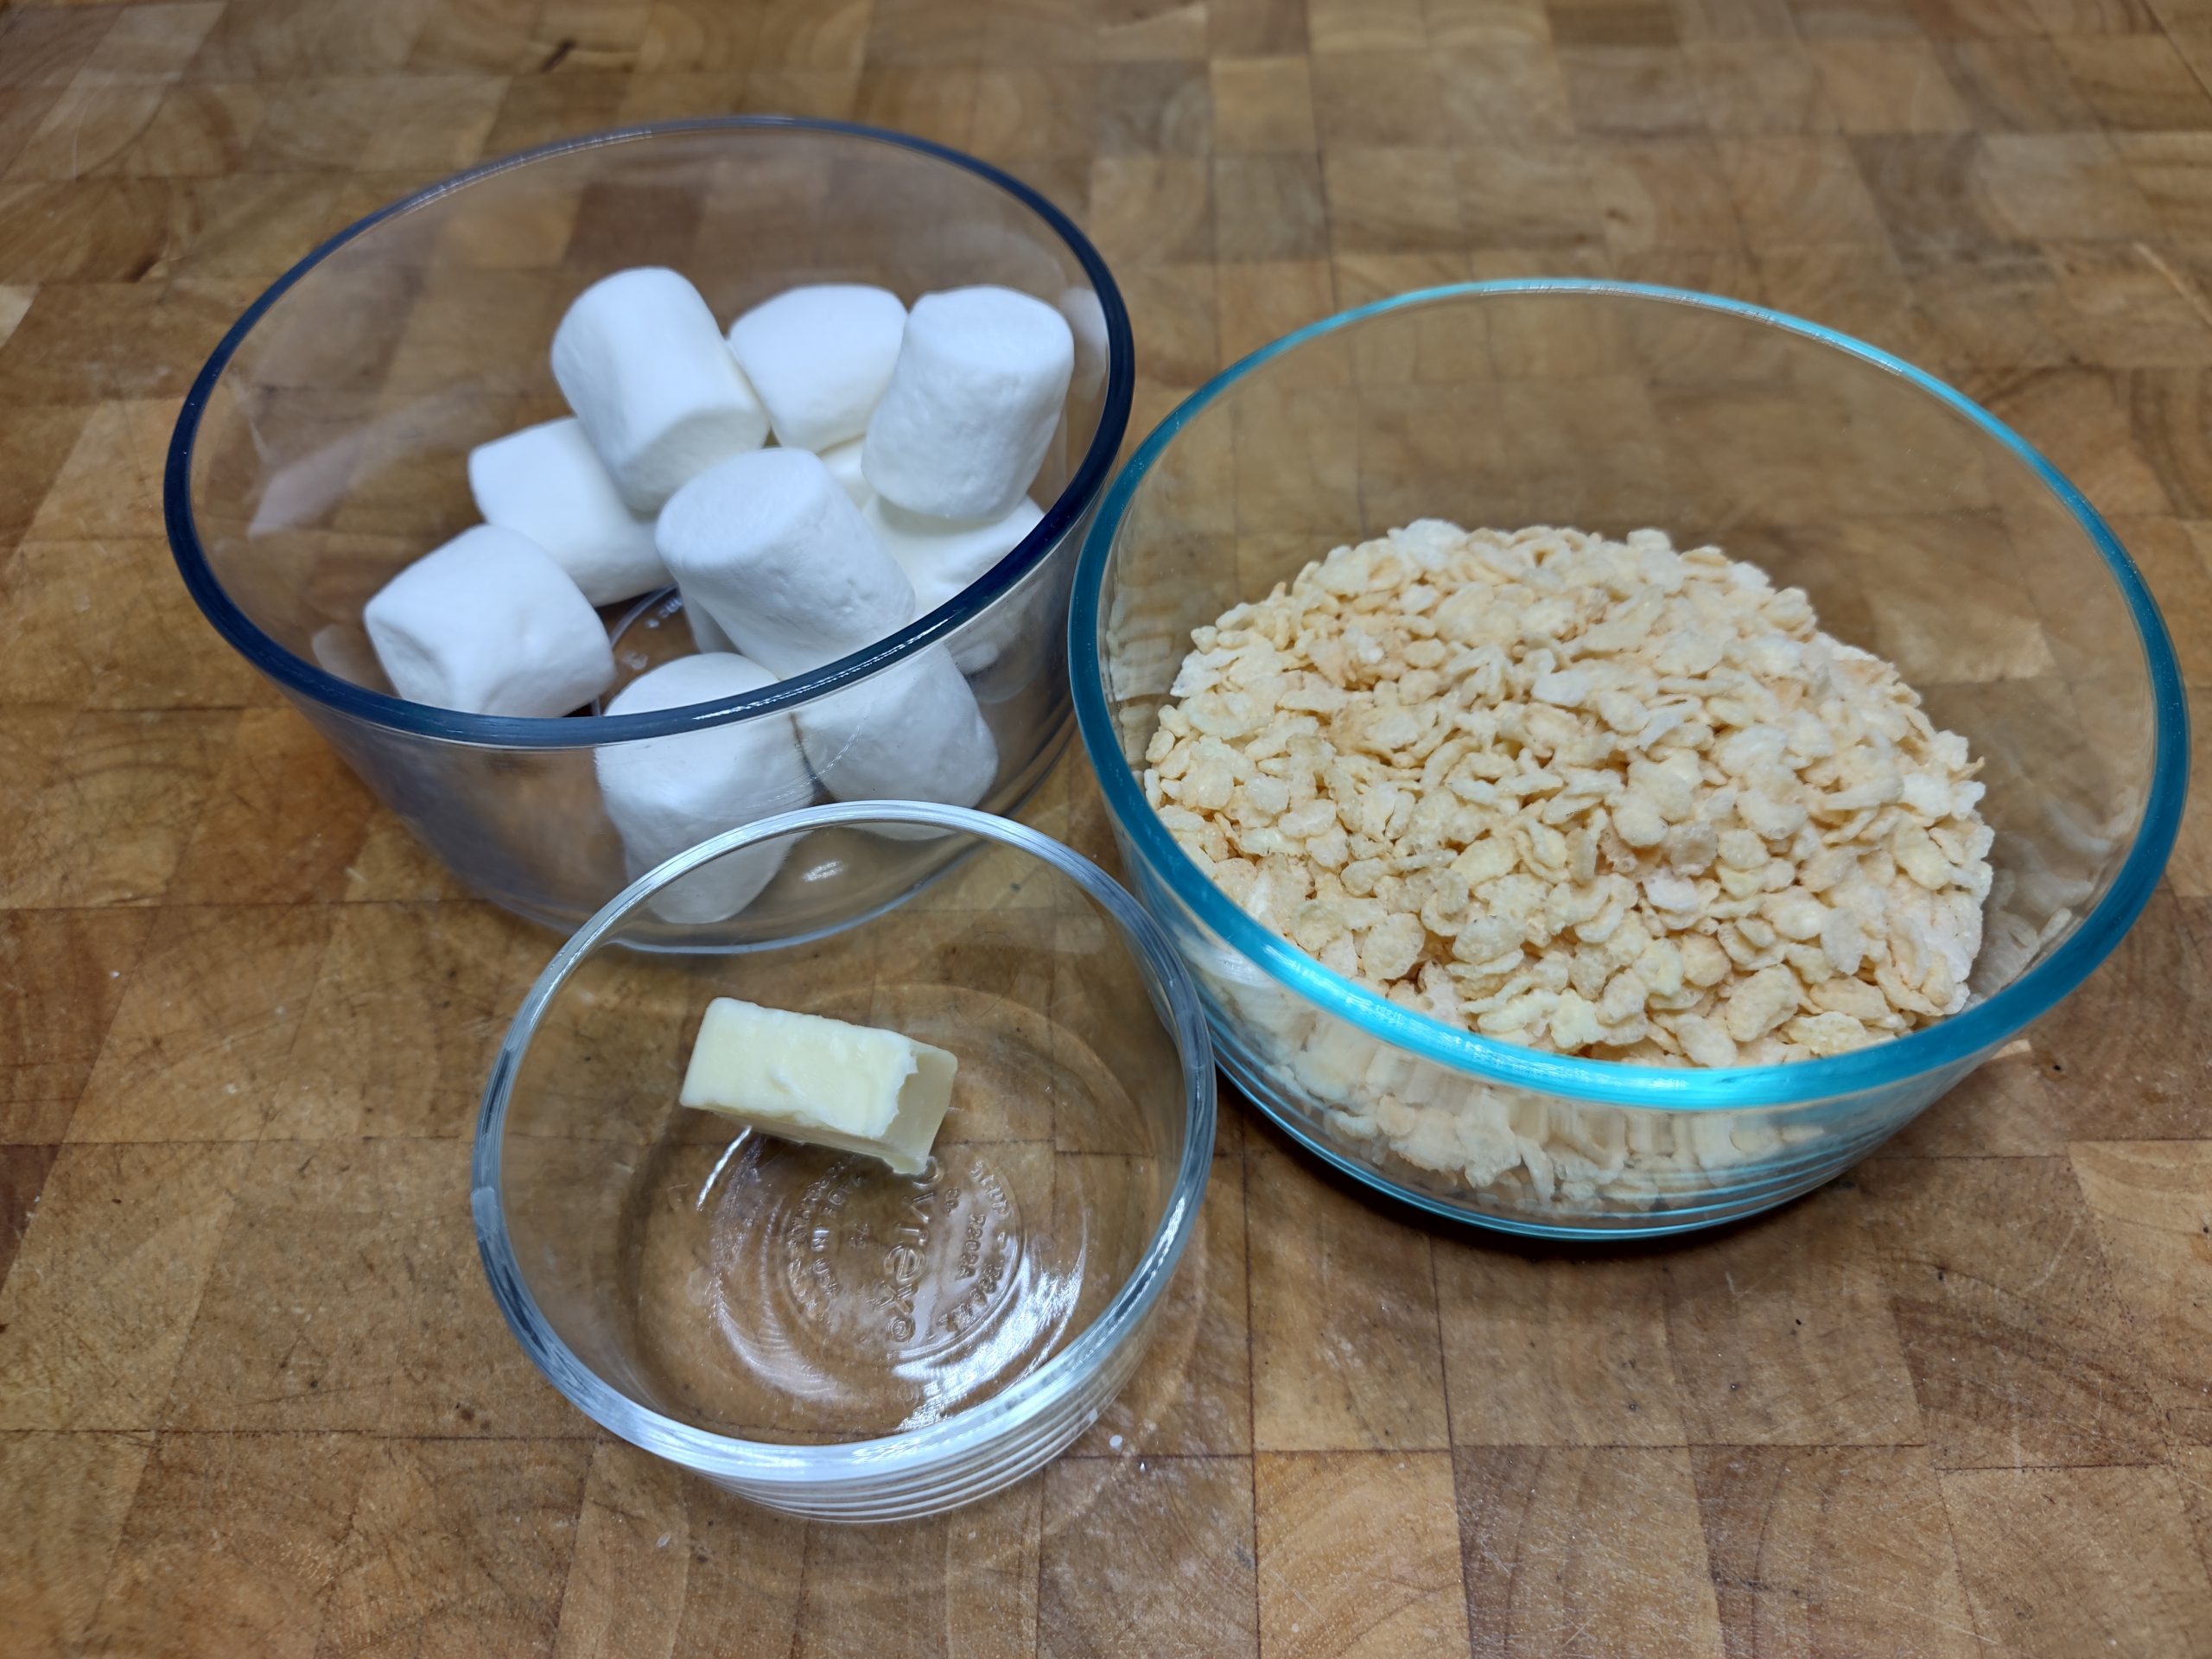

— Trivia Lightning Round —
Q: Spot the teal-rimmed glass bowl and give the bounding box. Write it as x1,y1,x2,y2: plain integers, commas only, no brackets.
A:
1072,280,2186,1238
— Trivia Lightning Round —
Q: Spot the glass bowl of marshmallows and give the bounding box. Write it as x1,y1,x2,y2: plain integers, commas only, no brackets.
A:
167,119,1132,946
1073,281,2188,1238
472,803,1215,1520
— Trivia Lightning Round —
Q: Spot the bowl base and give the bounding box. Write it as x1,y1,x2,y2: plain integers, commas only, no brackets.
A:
623,1128,1086,1442
477,715,1076,953
1213,1036,1867,1240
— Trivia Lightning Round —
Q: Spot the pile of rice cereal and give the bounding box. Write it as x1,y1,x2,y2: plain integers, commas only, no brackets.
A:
1142,521,1996,1201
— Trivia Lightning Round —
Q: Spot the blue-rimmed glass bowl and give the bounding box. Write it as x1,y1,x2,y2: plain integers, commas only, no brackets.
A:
167,119,1133,946
1072,280,2187,1238
473,802,1215,1521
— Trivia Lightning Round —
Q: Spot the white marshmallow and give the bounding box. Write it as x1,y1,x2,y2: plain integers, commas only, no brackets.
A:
726,284,906,453
797,646,997,816
656,448,915,679
596,654,816,924
467,417,667,606
683,588,735,653
862,286,1075,522
861,496,1043,618
820,437,873,508
1058,286,1110,404
551,267,769,513
364,525,613,717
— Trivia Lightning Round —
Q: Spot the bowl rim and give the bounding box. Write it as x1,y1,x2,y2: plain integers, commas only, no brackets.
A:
1071,277,2191,1113
164,117,1135,749
470,801,1217,1486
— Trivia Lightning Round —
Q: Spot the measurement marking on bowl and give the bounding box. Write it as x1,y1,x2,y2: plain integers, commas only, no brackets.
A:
779,1153,1023,1359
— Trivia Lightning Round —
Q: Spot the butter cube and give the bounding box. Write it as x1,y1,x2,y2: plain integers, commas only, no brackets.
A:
677,996,957,1176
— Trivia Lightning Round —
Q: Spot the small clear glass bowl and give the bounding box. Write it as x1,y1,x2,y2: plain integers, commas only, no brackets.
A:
167,118,1133,947
471,804,1214,1521
1072,280,2188,1239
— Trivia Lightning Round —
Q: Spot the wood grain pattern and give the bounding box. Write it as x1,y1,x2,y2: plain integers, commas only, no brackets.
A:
2,0,2210,1652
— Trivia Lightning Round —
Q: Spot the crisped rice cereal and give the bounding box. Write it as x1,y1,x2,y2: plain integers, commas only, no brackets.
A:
1144,522,1998,1202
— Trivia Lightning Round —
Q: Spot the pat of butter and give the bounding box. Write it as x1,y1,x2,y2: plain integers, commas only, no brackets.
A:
677,996,957,1176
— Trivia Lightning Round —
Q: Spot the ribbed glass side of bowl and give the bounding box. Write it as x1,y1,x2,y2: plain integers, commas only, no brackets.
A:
168,122,1132,946
473,804,1214,1520
289,531,1087,945
475,1252,1173,1520
1074,283,2185,1238
1113,847,1977,1236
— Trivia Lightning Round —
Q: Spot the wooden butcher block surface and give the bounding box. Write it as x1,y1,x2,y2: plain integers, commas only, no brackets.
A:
3,0,2211,1653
